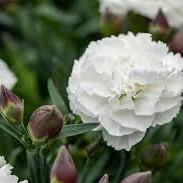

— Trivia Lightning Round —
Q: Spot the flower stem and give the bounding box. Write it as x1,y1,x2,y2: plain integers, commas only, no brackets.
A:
112,151,130,183
27,150,40,183
27,148,47,183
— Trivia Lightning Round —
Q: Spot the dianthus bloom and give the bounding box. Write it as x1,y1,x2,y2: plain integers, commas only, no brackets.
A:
0,59,17,89
99,0,183,28
67,33,183,150
0,156,28,183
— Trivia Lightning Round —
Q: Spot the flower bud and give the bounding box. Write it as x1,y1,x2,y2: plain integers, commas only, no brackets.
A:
0,85,24,124
120,171,151,183
140,144,167,170
169,31,183,55
50,146,77,183
98,174,109,183
28,105,63,143
149,9,170,35
0,0,13,6
101,10,124,36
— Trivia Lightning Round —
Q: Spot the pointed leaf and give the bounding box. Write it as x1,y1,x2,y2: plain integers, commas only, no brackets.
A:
61,123,99,138
47,78,68,115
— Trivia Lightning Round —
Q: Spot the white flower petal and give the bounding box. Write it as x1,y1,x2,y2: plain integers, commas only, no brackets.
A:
110,110,154,132
134,85,164,115
78,66,113,97
156,97,182,112
0,157,6,168
68,33,183,150
78,111,98,123
0,59,17,89
163,53,183,72
163,73,183,97
99,0,183,28
109,94,134,110
102,130,146,151
99,112,136,136
152,104,181,126
75,90,107,116
0,156,28,183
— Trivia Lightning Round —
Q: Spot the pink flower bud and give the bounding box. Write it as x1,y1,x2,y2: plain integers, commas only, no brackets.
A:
140,144,167,170
101,9,124,36
50,146,77,183
149,9,170,35
0,0,13,6
0,85,24,124
28,105,63,143
120,171,151,183
98,174,109,183
169,31,183,55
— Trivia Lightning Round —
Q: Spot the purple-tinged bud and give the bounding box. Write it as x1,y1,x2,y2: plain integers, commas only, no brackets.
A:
120,171,151,183
0,85,24,124
149,9,170,35
98,174,109,183
28,105,63,143
50,146,77,183
0,0,14,6
169,31,183,55
140,144,167,171
101,9,124,36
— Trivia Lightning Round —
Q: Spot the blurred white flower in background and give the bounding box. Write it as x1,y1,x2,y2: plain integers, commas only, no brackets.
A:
0,59,17,90
99,0,183,28
67,32,183,150
0,156,28,183
100,0,131,17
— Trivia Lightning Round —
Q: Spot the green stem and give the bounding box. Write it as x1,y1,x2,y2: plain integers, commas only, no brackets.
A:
110,151,131,183
120,151,131,178
78,158,90,183
27,149,47,183
21,122,29,136
27,150,39,183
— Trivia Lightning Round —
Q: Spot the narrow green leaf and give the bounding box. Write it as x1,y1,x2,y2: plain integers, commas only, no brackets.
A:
111,151,127,183
84,151,110,183
47,78,68,115
61,123,99,138
0,118,23,145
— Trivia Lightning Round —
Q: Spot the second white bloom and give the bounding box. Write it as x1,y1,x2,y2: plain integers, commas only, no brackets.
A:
99,0,183,28
0,156,28,183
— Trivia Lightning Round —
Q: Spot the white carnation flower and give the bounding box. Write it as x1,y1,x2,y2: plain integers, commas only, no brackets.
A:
99,0,183,28
0,156,28,183
67,32,183,151
0,59,17,89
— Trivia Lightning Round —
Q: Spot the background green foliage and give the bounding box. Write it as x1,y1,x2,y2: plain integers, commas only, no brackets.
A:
0,0,183,182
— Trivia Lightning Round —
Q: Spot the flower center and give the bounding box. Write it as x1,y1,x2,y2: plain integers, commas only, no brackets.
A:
119,82,147,100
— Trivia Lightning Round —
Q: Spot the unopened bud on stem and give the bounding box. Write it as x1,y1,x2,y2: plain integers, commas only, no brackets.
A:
169,31,183,55
101,10,124,36
0,85,24,124
149,9,170,35
140,144,167,171
28,105,63,143
98,174,109,183
120,171,151,183
50,146,77,183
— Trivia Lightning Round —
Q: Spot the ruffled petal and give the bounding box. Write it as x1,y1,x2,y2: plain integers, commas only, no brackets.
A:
109,94,134,110
102,130,146,151
156,96,182,112
110,110,154,132
152,104,181,126
163,73,183,97
99,112,136,136
134,85,164,115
